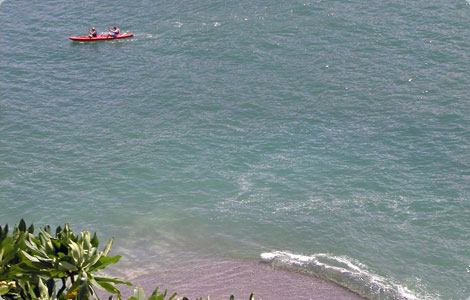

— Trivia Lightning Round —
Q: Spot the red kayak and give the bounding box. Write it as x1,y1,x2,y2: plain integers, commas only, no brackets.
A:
69,33,134,42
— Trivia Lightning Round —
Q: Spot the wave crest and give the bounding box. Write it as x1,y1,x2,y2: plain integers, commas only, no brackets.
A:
260,251,425,300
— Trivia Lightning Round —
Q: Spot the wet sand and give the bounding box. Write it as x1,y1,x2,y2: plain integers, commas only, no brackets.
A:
117,258,366,300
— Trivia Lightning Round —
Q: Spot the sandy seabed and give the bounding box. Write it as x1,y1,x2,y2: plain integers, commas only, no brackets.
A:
116,258,365,300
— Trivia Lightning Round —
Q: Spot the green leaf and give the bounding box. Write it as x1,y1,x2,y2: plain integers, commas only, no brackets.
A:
58,261,78,272
69,240,81,264
91,233,99,248
39,228,52,240
95,280,121,298
148,287,168,300
0,284,11,296
38,277,49,299
78,279,90,300
95,276,132,286
91,255,121,271
25,281,36,299
50,239,61,251
44,225,51,234
86,251,103,270
19,219,26,232
21,250,41,262
55,226,62,236
83,232,91,251
150,287,160,296
28,224,35,234
168,292,177,300
25,237,47,257
102,238,114,256
133,286,146,300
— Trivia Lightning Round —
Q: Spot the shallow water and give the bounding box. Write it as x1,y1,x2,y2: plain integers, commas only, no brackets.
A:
1,0,469,299
119,257,365,300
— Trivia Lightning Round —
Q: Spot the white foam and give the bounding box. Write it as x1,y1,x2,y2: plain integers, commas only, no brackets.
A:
260,252,277,260
261,251,429,300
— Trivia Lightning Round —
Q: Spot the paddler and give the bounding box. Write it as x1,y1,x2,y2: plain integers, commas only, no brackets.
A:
108,26,120,37
89,27,97,38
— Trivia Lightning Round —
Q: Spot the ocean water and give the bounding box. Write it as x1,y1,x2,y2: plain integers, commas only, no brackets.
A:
1,0,469,299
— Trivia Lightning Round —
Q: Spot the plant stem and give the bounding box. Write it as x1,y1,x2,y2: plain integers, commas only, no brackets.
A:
56,277,67,297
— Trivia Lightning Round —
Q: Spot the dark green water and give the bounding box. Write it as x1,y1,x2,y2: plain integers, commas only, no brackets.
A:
1,1,469,299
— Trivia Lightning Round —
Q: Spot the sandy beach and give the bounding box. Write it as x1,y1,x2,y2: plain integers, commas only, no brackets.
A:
117,258,366,300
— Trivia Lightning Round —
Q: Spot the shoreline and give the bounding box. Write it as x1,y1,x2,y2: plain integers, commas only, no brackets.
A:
116,257,366,300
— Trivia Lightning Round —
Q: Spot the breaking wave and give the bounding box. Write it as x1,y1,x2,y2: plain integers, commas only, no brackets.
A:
261,251,428,300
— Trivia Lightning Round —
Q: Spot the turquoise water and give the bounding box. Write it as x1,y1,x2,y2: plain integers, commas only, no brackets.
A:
1,0,469,299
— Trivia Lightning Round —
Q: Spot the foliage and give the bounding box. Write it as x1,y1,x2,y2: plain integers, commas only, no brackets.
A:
183,294,255,300
0,220,129,300
120,286,255,300
0,220,254,300
125,286,176,300
1,220,34,297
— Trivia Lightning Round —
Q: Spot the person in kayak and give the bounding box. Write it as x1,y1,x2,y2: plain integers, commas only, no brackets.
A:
108,26,120,37
89,27,97,38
